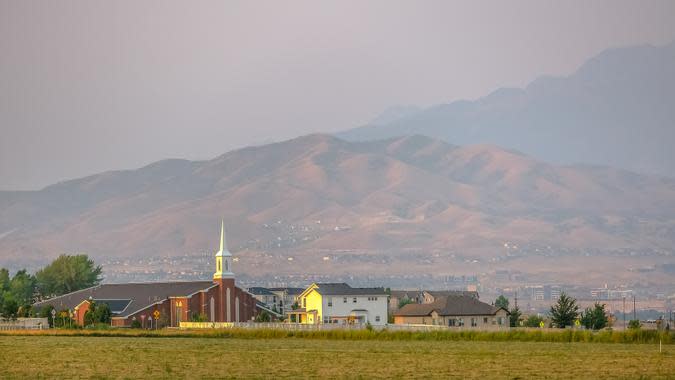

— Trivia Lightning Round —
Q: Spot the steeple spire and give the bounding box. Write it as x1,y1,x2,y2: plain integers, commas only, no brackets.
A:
214,219,233,279
219,219,225,253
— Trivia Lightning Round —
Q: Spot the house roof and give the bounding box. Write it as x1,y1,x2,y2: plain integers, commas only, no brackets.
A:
424,290,479,299
268,287,305,295
395,295,504,317
390,290,422,299
34,281,216,318
248,287,276,296
311,283,387,296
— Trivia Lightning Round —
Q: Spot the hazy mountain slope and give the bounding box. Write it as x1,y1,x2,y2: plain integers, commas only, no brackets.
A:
338,42,675,177
1,134,674,272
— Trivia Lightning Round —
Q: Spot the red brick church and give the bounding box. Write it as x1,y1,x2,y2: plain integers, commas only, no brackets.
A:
34,222,261,327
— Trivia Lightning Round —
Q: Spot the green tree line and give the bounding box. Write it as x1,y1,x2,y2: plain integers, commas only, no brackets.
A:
0,254,102,319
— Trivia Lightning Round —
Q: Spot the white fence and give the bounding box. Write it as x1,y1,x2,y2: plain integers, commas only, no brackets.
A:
180,321,367,330
0,318,49,330
179,321,510,332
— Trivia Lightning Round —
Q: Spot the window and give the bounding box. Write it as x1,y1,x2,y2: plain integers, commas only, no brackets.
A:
302,297,306,308
343,297,347,303
458,318,464,327
375,316,380,322
323,317,328,323
471,318,477,327
327,298,333,307
497,317,504,325
448,319,456,327
353,297,357,303
483,317,488,324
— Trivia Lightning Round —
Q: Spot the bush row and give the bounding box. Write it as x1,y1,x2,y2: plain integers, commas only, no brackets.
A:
2,327,673,344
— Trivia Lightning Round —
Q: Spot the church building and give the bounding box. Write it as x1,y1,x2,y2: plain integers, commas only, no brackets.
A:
34,222,260,327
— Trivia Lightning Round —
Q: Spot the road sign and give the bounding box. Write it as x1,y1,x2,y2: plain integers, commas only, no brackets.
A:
575,319,581,327
51,309,56,317
153,310,160,319
539,321,545,328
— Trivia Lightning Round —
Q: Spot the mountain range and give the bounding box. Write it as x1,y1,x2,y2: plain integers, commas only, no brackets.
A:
1,134,674,284
339,42,675,178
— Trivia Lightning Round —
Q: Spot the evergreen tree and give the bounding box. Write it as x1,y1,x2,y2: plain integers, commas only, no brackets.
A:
495,295,509,310
580,302,608,330
509,305,522,327
549,292,579,328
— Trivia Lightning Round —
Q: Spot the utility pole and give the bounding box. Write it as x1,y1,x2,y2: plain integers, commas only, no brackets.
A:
633,295,636,322
623,297,626,330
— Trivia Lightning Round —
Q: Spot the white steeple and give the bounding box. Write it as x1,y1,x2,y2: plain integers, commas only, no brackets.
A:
214,220,234,279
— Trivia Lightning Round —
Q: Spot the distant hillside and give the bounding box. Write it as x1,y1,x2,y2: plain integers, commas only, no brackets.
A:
1,134,674,281
339,42,675,178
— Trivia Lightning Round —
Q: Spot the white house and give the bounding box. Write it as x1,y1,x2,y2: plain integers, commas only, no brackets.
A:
287,283,388,326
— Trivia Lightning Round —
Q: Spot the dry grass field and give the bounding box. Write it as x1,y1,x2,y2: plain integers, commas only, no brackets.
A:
0,334,673,379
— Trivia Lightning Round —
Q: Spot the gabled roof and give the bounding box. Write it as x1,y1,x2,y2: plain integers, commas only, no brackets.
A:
34,281,216,318
268,287,305,295
390,290,422,299
310,283,387,296
248,287,276,296
395,295,505,317
424,290,479,299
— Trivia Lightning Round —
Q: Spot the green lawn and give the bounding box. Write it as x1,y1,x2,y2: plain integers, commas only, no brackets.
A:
0,335,673,379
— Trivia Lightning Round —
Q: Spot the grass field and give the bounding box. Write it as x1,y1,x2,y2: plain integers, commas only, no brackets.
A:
0,334,673,379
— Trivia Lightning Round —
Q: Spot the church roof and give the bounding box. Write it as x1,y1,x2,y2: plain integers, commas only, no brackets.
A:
34,281,216,318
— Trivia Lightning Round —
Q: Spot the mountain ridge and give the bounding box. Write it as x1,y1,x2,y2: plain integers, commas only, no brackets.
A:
1,134,674,281
338,42,675,177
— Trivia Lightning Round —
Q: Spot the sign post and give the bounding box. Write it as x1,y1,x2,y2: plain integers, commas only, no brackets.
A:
153,310,160,329
51,309,56,328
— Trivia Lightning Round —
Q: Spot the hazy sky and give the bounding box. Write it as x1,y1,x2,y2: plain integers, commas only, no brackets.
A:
2,0,675,190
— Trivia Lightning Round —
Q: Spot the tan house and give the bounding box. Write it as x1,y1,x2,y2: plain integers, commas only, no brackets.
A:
394,295,509,329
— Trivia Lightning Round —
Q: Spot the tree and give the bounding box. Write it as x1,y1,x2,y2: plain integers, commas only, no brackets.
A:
549,292,579,328
1,298,18,320
0,268,9,292
524,314,544,327
628,319,641,329
509,305,522,327
35,254,102,299
8,269,36,307
398,298,415,309
495,295,509,310
83,301,111,326
580,302,608,330
255,310,271,322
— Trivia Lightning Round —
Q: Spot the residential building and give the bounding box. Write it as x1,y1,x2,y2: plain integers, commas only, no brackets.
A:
267,287,304,314
394,295,509,329
287,283,388,326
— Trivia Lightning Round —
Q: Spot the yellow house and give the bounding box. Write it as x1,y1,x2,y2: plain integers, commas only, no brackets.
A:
286,283,388,326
